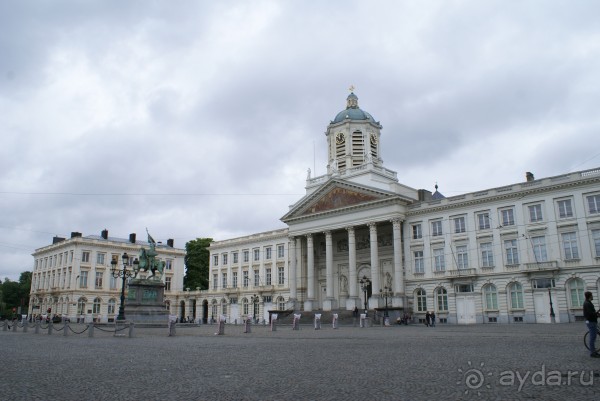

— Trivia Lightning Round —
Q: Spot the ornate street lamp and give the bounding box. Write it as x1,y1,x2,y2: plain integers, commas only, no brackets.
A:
250,294,260,323
110,253,139,320
380,286,392,318
359,275,371,317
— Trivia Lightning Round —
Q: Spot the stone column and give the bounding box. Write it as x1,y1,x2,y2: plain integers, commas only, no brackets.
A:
305,234,314,311
368,223,381,310
323,231,336,311
392,219,404,307
346,226,358,310
288,237,297,306
226,251,233,290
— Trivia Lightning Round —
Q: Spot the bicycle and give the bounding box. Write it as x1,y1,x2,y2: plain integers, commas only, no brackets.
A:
583,326,600,353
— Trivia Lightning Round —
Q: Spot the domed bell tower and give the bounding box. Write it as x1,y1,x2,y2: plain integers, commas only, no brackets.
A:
326,91,383,175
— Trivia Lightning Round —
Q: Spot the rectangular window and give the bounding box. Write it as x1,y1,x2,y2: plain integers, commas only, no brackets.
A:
277,244,285,258
501,208,515,226
456,245,468,269
454,217,466,234
528,204,543,222
243,271,249,287
233,252,239,264
561,232,579,260
253,249,260,261
82,251,90,263
433,248,445,271
79,271,88,288
431,221,443,237
414,251,424,273
213,274,218,289
504,239,519,265
110,275,117,290
557,199,573,218
222,253,228,265
69,251,73,263
593,230,600,258
532,278,555,289
254,270,260,286
213,255,219,266
96,253,105,265
232,272,238,288
531,236,548,262
95,272,103,289
243,250,249,263
278,266,285,285
266,268,272,285
412,224,422,239
222,273,227,289
587,194,600,214
165,276,171,291
477,212,491,230
165,259,173,270
480,242,494,267
265,247,272,260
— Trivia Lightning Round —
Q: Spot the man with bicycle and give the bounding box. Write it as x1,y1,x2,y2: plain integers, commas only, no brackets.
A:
583,291,600,358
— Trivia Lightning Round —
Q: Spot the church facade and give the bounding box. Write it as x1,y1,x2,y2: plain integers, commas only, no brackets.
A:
204,92,600,324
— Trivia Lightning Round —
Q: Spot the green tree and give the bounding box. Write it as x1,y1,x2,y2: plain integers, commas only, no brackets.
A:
0,272,32,318
184,238,212,290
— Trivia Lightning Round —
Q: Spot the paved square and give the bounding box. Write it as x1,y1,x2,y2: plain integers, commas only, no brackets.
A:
1,322,597,400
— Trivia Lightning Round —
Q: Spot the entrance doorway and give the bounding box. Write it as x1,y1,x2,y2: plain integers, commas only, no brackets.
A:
456,296,476,324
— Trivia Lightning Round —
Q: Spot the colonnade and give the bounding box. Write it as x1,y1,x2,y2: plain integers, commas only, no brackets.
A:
288,219,405,311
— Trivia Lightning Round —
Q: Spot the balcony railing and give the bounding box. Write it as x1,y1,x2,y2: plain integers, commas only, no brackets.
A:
525,261,559,271
449,268,477,277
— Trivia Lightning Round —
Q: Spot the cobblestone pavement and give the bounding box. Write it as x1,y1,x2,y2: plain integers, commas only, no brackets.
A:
1,321,598,400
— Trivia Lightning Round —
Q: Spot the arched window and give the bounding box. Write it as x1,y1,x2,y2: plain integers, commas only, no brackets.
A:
569,278,585,308
415,289,427,312
211,300,218,319
483,284,498,310
509,282,524,309
436,287,448,312
77,298,87,315
108,298,117,315
242,298,249,315
277,296,286,310
92,297,101,314
221,299,228,316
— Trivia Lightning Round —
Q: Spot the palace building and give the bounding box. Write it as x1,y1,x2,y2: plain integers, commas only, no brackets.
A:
29,230,185,322
29,93,600,325
202,92,600,324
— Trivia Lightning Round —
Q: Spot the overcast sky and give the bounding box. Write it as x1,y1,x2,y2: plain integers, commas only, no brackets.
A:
1,1,599,281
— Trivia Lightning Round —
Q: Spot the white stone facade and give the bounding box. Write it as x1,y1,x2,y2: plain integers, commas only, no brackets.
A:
29,231,185,323
201,92,600,324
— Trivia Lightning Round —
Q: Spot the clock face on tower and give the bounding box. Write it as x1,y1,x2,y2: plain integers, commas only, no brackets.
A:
335,132,345,145
370,133,377,145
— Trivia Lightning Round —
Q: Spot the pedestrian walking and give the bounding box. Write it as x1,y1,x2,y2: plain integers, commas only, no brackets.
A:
431,312,436,327
425,311,431,327
583,291,600,358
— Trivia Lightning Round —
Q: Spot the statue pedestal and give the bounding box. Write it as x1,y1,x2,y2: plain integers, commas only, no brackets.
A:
125,279,169,325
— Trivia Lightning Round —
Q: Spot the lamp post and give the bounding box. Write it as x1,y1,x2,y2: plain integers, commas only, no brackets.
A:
250,294,260,323
548,287,556,323
359,275,371,317
110,253,139,321
380,286,391,318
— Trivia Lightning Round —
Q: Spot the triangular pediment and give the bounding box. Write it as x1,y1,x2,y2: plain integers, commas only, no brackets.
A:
282,180,396,221
301,187,379,215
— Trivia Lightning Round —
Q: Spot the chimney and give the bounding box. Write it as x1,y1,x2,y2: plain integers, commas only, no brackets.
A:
129,233,137,243
167,239,174,248
101,229,108,240
417,189,433,201
526,172,534,182
52,236,65,244
71,232,82,238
